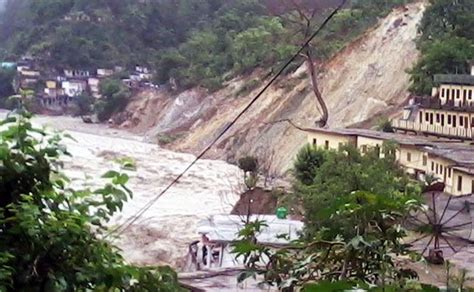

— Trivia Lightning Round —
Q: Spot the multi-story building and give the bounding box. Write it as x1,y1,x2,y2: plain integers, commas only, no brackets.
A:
305,128,474,196
393,65,474,140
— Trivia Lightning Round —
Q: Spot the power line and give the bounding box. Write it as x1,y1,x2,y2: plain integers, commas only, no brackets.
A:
107,0,347,237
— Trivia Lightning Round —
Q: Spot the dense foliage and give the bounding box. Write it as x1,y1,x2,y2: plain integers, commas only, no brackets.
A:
95,78,131,122
409,0,474,95
233,144,429,290
0,111,182,290
0,68,15,107
0,0,413,91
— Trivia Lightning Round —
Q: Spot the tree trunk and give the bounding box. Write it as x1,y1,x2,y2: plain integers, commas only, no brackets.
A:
305,48,328,127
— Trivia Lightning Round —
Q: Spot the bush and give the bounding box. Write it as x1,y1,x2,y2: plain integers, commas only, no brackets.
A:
232,144,423,290
238,156,258,173
293,144,326,186
0,111,183,290
95,79,130,122
73,93,95,116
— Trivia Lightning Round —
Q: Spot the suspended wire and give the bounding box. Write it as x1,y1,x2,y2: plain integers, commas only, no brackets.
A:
107,0,347,237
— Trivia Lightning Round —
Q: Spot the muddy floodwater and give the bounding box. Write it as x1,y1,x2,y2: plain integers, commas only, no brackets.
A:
1,111,244,269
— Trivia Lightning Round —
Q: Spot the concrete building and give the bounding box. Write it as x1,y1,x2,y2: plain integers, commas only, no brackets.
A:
64,69,90,79
393,65,474,140
305,128,474,196
97,68,114,78
62,79,87,97
88,77,101,98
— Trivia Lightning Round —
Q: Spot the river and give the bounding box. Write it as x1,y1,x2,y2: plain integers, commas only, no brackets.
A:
0,111,244,269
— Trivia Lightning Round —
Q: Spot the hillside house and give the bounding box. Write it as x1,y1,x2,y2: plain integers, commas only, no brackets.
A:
306,128,474,196
1,62,16,69
393,64,474,140
64,69,90,79
17,66,41,90
97,68,114,78
88,77,101,98
43,80,64,98
134,65,152,81
64,11,91,22
62,79,87,97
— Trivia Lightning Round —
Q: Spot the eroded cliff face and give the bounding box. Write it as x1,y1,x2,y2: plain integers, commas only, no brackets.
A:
119,2,425,175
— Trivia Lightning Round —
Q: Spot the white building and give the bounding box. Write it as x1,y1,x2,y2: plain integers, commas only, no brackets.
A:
62,80,87,97
97,68,114,78
88,77,101,98
64,69,90,78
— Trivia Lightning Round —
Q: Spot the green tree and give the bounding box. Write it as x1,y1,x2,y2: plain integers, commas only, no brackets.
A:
299,144,416,237
293,144,326,186
409,0,474,95
95,78,130,122
73,92,94,116
232,144,423,290
0,111,183,290
0,67,15,107
409,37,474,95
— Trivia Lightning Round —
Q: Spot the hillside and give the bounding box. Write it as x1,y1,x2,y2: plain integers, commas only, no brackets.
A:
118,1,426,175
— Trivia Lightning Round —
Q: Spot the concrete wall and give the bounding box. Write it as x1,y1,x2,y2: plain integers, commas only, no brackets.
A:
452,170,474,196
306,132,356,150
398,146,426,175
417,108,473,130
305,131,474,196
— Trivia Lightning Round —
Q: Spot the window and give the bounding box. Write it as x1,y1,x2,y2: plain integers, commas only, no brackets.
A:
430,113,434,124
452,89,456,99
425,112,429,122
448,168,452,178
458,176,463,192
431,162,434,171
407,152,411,162
423,156,427,166
460,116,464,127
441,88,445,97
441,114,445,126
457,89,460,99
436,163,439,174
312,138,317,145
325,140,329,150
472,180,474,194
419,112,423,123
361,145,368,153
436,113,440,123
453,115,457,127
448,115,452,124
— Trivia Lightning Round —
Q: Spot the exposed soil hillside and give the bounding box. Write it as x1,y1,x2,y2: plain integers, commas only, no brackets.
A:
118,1,425,175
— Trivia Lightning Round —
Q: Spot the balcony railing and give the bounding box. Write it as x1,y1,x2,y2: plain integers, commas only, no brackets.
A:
411,96,474,112
393,120,474,140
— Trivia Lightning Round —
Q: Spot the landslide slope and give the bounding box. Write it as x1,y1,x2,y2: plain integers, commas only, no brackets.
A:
120,1,426,175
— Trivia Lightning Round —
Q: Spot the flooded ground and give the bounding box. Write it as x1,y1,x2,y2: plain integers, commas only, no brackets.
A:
0,111,244,269
2,110,474,289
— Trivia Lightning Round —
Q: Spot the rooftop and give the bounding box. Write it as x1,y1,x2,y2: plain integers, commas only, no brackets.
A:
434,74,474,86
306,127,474,167
306,127,435,146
